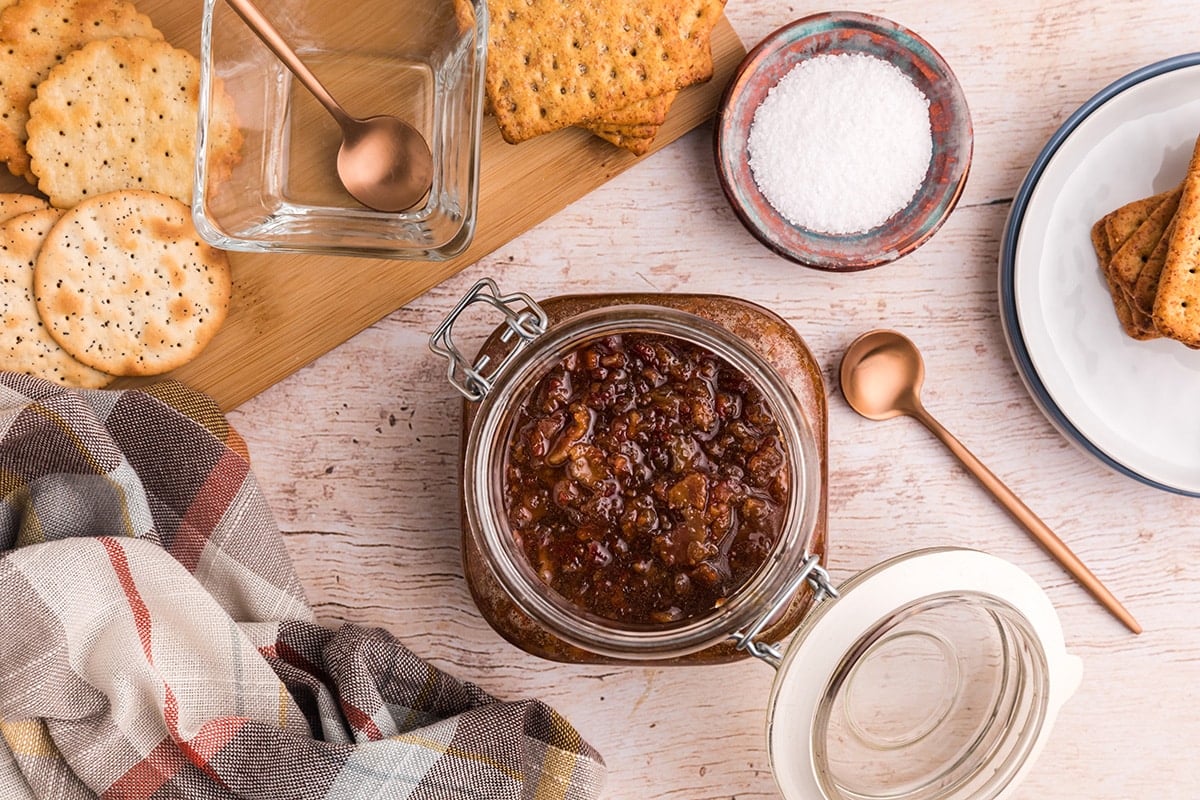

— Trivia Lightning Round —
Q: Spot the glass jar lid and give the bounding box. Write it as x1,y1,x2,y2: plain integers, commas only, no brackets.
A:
766,547,1081,800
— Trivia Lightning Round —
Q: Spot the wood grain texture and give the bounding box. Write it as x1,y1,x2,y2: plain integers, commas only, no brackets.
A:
87,1,747,409
209,2,1200,799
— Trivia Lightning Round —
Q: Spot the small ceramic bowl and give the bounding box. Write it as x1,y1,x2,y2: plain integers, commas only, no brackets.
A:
714,12,973,271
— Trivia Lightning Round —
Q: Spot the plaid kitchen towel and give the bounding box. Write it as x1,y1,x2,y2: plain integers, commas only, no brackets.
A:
0,374,606,800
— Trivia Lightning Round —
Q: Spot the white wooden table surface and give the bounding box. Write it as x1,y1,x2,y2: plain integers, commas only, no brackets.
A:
226,3,1199,797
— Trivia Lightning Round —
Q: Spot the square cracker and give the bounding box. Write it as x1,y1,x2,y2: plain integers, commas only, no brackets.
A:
484,0,714,143
1130,214,1175,329
581,0,722,151
580,0,723,140
1105,187,1176,255
586,91,678,127
578,92,671,153
1107,187,1182,291
0,0,162,182
1091,214,1113,265
1092,213,1157,340
588,125,657,156
588,121,660,139
1153,135,1200,346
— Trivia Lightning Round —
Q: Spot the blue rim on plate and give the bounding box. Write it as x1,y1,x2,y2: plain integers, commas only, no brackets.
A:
999,52,1200,498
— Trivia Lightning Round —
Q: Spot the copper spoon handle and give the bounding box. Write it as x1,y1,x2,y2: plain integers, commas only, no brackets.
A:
910,404,1142,634
224,0,353,128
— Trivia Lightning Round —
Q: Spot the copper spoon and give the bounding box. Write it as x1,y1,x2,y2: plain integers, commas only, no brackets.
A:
225,0,433,212
839,329,1141,634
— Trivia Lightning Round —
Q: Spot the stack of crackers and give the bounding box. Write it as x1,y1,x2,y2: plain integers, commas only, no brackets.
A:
0,0,241,388
473,0,726,155
1091,132,1200,347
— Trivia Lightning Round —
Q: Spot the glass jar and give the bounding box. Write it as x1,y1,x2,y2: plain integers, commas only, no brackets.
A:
431,279,830,664
430,280,1083,799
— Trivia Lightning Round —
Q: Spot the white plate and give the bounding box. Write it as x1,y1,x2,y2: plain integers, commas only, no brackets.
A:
1000,54,1200,496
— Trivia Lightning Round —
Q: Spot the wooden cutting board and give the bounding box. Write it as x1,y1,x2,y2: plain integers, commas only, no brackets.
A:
0,1,746,410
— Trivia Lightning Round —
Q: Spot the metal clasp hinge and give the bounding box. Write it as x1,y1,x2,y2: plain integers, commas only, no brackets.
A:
731,554,838,669
429,278,549,401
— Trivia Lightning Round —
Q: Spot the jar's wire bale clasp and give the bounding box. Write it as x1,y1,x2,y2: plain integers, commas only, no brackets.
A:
429,278,549,401
731,553,837,669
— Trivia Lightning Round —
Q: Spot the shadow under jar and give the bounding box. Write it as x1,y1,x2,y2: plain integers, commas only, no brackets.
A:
431,281,828,664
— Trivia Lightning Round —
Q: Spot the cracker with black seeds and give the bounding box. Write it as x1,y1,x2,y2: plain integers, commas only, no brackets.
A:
33,190,231,376
0,208,112,387
483,0,713,143
0,0,162,182
26,36,242,208
0,192,47,222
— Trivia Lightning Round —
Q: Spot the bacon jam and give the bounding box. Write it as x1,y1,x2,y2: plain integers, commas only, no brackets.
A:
502,332,790,625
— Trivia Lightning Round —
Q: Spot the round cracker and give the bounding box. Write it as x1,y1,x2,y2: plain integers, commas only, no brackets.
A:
33,190,232,377
0,0,162,182
0,208,112,387
26,36,241,208
0,193,49,224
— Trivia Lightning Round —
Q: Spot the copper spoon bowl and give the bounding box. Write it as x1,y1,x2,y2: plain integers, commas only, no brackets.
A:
839,329,1141,634
225,0,433,212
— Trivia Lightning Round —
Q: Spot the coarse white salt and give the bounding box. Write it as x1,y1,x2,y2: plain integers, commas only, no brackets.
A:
747,52,933,235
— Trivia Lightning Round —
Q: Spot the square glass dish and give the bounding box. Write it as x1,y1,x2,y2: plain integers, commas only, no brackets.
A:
195,0,487,260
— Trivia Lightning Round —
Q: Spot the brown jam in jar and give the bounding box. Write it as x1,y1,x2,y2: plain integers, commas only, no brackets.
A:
503,333,790,625
454,290,828,665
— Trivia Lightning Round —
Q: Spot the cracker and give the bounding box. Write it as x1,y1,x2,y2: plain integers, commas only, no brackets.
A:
26,36,242,208
0,0,162,182
1153,137,1200,347
1130,215,1175,333
1107,187,1182,291
0,192,47,223
32,190,232,376
578,0,722,146
0,208,112,387
1093,213,1135,336
588,121,661,139
588,125,657,156
483,0,714,143
1104,187,1175,255
1091,214,1113,265
582,0,722,127
585,91,677,127
1093,213,1155,339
